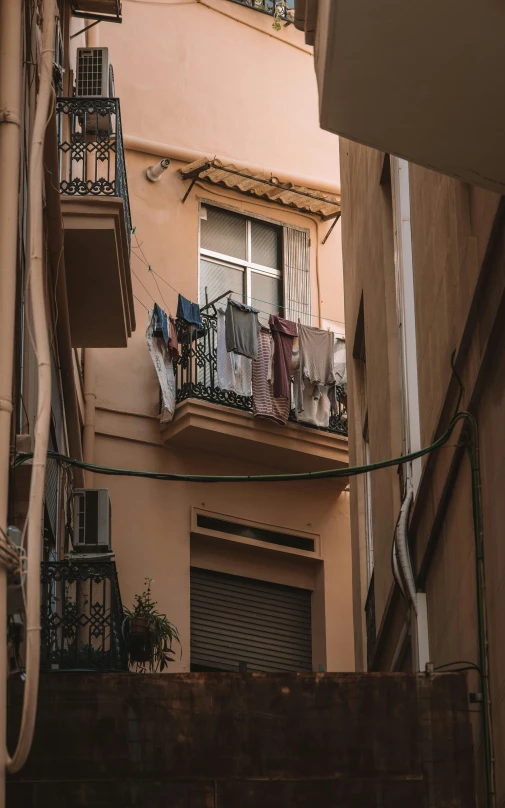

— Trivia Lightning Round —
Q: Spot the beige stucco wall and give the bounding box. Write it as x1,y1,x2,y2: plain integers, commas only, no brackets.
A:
340,136,505,801
76,2,353,673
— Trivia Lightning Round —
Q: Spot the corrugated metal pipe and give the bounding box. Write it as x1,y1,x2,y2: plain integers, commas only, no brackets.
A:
7,0,56,774
395,486,417,613
0,0,23,794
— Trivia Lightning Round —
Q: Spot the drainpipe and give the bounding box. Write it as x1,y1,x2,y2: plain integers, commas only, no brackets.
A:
6,0,56,775
86,21,99,47
0,0,22,798
83,350,96,488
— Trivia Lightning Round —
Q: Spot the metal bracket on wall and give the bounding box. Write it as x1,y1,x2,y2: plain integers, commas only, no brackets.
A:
322,213,341,245
181,176,198,204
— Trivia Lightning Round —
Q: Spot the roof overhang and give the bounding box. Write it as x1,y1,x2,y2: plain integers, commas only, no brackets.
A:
179,158,341,220
295,0,505,193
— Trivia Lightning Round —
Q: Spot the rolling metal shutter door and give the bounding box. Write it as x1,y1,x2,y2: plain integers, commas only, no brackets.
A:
190,567,312,672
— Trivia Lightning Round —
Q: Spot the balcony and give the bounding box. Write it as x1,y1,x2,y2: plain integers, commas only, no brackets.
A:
227,1,294,24
161,315,348,473
40,559,128,672
57,98,135,348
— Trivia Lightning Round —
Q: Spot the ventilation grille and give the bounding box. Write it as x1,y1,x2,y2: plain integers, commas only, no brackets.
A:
196,513,315,552
77,49,105,97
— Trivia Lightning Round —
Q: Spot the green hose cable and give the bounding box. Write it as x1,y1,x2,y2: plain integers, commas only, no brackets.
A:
12,412,467,483
11,409,495,802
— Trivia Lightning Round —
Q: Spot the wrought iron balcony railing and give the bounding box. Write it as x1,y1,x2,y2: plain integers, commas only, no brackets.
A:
227,0,294,23
41,559,128,672
56,97,131,247
174,315,348,436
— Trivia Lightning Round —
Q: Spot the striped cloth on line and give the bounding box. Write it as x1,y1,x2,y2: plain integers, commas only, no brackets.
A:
252,328,289,425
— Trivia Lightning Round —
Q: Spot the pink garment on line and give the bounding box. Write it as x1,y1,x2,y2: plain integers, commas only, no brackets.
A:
252,328,289,425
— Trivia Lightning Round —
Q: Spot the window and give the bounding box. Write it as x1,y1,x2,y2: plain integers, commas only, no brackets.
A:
200,206,282,326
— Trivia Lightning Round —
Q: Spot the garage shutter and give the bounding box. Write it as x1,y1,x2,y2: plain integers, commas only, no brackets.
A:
190,567,312,673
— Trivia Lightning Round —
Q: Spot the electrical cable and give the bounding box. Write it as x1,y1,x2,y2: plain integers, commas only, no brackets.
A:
13,412,467,483
10,407,496,804
133,293,149,312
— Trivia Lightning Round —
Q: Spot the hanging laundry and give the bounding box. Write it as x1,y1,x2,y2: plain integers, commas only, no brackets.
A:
333,337,347,390
297,385,331,428
177,294,202,327
328,336,346,416
225,298,261,360
216,307,252,397
168,316,180,363
146,309,176,423
296,323,336,408
252,327,290,425
152,302,169,347
268,314,297,398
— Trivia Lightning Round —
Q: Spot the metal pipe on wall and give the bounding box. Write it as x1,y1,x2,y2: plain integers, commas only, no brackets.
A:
6,0,57,775
123,135,341,197
0,0,23,801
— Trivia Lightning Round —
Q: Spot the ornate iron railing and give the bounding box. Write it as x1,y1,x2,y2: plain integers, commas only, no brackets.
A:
227,0,294,23
365,572,376,670
40,559,128,672
56,97,131,247
174,315,348,436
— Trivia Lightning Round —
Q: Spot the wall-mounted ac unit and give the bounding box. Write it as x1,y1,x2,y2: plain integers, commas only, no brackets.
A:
75,47,112,97
73,489,111,553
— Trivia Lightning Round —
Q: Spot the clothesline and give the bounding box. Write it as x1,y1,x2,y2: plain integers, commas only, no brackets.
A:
130,227,346,331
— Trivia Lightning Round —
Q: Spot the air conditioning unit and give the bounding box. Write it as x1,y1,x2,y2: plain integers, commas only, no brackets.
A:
75,47,113,97
73,489,111,553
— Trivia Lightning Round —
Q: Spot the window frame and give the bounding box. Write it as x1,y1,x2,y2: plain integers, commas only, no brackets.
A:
198,203,283,312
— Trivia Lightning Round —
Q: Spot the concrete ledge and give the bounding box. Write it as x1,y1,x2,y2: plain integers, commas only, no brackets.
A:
161,399,349,473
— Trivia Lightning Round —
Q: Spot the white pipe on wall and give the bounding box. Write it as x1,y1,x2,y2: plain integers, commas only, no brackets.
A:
0,0,23,799
6,0,57,775
123,135,342,197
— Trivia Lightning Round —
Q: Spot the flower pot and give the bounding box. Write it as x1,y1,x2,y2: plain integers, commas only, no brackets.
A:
126,616,152,664
129,616,150,635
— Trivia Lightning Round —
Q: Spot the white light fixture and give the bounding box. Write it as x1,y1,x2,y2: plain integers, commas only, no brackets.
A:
146,158,171,182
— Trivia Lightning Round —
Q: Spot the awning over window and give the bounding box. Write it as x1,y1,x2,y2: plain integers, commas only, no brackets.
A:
179,158,340,220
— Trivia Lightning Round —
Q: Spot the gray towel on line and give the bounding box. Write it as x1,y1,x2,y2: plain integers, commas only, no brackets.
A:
225,298,261,360
296,323,336,409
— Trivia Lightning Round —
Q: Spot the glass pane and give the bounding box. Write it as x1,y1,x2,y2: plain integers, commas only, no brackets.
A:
199,259,245,307
251,271,282,327
251,220,279,269
201,207,246,260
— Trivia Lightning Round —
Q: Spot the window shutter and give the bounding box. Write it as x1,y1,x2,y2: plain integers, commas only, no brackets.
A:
283,227,311,325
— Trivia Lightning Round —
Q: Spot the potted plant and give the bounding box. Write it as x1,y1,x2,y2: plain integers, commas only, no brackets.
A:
123,578,181,672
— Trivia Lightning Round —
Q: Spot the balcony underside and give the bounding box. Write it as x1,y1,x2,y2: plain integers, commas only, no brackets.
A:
313,0,505,193
61,196,135,348
161,399,348,474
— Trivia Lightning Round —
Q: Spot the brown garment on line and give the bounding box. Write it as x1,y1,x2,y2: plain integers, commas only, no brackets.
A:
168,316,180,362
268,314,297,398
252,328,290,425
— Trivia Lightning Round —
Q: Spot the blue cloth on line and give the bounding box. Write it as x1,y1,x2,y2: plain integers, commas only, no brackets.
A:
153,303,169,347
177,294,202,327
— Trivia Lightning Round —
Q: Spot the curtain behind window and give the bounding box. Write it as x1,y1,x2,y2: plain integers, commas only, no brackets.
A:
283,227,310,325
